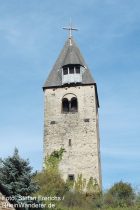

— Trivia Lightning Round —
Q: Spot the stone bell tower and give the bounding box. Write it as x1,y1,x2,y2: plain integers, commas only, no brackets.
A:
43,30,102,187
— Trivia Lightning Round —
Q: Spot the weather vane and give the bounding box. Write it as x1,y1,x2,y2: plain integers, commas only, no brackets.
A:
62,19,78,38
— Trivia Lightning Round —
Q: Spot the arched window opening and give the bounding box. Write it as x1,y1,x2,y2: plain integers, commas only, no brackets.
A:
71,97,78,112
62,98,69,112
62,95,78,113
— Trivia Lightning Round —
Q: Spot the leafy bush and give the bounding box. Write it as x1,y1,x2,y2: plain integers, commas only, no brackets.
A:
104,181,135,207
135,192,140,208
34,169,69,197
62,191,99,210
63,191,85,208
34,148,69,197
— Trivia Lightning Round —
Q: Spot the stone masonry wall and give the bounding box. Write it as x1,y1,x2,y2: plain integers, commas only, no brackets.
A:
43,85,101,187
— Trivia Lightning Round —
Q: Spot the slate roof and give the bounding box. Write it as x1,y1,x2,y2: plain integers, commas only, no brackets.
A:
43,37,96,88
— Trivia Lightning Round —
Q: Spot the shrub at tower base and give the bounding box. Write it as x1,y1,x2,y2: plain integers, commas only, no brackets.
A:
34,148,69,198
33,148,140,210
33,148,102,209
33,148,69,209
103,181,135,208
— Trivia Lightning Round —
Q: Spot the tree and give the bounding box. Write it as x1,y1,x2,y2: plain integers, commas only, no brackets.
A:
0,148,38,196
104,181,135,207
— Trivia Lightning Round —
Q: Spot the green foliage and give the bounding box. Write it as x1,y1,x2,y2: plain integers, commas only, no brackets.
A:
34,168,69,197
33,149,139,210
135,192,140,208
61,191,102,210
45,148,65,173
34,148,69,198
0,148,38,196
62,191,85,208
104,181,135,207
74,174,86,192
71,174,100,195
86,177,100,195
62,175,101,210
2,149,140,210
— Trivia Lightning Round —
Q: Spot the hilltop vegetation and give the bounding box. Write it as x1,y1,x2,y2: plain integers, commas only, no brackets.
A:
1,148,140,210
33,148,140,210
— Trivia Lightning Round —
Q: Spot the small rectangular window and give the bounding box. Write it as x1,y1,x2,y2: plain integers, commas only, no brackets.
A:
84,119,90,122
68,174,75,181
69,66,74,74
69,139,72,146
50,121,56,124
75,66,80,74
63,67,68,75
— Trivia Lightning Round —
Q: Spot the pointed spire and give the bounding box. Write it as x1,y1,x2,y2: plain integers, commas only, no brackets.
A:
43,36,95,88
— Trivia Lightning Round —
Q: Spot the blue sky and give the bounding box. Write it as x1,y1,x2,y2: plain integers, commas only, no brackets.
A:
0,0,140,190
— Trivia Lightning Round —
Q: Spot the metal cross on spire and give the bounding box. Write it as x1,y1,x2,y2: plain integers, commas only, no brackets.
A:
63,20,78,38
